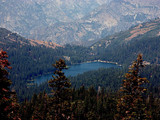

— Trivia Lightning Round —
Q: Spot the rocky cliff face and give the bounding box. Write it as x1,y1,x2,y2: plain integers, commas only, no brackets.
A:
0,0,112,36
29,0,160,45
0,0,160,45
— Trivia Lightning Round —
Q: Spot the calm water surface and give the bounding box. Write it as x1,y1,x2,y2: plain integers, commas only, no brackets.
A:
34,62,119,85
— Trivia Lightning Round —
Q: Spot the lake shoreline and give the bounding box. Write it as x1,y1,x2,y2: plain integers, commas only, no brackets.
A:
27,60,121,86
72,60,122,67
34,60,121,78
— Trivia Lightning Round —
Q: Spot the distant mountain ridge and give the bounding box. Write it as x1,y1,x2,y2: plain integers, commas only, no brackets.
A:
0,0,112,39
0,0,160,45
28,0,160,45
91,18,160,64
92,18,160,48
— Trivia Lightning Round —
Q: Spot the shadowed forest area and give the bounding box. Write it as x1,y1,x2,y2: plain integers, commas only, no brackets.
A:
1,49,160,120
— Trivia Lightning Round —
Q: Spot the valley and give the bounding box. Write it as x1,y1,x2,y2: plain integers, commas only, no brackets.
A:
34,61,120,85
1,1,160,119
1,17,160,102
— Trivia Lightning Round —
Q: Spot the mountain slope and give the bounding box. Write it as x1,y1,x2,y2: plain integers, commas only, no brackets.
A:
0,27,95,100
0,28,61,49
0,28,93,86
0,0,112,39
0,27,63,83
1,0,160,45
0,27,64,100
91,18,160,64
28,0,160,45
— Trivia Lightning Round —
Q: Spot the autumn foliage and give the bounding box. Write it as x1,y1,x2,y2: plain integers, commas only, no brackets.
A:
0,49,20,120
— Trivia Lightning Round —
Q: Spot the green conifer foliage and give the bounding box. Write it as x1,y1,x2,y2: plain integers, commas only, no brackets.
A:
48,59,72,120
115,54,151,119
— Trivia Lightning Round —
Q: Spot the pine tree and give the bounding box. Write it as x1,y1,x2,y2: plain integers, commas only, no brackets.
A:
0,49,20,119
32,92,50,120
115,54,151,119
48,59,72,120
0,49,12,119
9,92,21,119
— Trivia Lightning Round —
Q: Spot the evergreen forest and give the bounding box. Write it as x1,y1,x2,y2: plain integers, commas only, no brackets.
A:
1,19,160,119
1,49,160,120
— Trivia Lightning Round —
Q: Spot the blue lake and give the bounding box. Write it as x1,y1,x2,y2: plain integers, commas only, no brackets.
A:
34,62,119,85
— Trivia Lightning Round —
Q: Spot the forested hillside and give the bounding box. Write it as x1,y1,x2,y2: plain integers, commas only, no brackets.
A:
91,18,160,64
1,0,160,119
1,17,160,119
1,18,160,100
1,52,160,119
0,28,96,100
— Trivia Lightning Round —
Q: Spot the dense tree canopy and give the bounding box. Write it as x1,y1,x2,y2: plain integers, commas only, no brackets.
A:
115,54,151,119
0,49,20,120
48,59,72,120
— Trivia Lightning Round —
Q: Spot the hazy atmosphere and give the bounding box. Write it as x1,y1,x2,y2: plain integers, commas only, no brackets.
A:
0,0,160,119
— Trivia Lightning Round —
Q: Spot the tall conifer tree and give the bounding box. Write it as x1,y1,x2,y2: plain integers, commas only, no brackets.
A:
0,49,20,119
0,49,12,119
48,59,72,120
115,54,151,119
